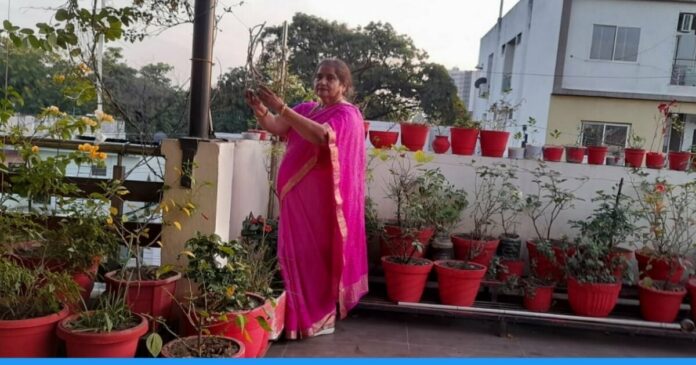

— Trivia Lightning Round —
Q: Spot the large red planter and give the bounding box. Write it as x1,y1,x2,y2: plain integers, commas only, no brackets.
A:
450,235,499,268
645,152,665,169
400,123,429,151
382,256,433,303
587,146,608,165
542,145,563,162
105,270,182,320
565,146,586,163
479,130,510,157
182,294,270,358
450,128,479,155
634,251,683,283
432,135,450,154
567,278,621,317
57,313,148,357
497,259,525,282
668,151,692,171
0,307,69,357
161,335,245,358
369,131,399,149
624,148,645,168
639,282,686,323
380,225,434,259
687,278,696,321
434,260,486,306
526,240,575,283
523,285,554,312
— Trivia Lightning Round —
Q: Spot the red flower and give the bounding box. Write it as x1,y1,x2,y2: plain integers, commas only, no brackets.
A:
655,183,666,193
264,224,273,233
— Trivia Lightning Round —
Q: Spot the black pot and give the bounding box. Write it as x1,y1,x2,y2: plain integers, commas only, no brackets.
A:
497,233,522,259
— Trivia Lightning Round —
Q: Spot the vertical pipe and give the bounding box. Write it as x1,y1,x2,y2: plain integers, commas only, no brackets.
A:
188,0,216,139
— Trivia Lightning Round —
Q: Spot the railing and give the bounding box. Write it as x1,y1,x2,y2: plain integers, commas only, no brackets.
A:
671,61,696,86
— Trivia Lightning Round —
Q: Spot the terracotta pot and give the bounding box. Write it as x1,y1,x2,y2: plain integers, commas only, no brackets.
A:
0,306,69,357
687,278,696,321
634,250,684,283
432,135,450,154
380,225,434,259
400,123,429,151
369,131,399,149
668,151,692,171
565,146,586,163
450,235,499,268
434,260,486,306
105,270,182,320
638,282,686,323
57,313,148,357
645,152,665,169
450,128,479,155
497,259,525,282
382,256,433,303
567,278,621,317
624,148,645,168
542,145,563,162
526,240,575,283
523,285,554,313
587,146,608,165
161,335,245,358
182,293,270,358
479,130,510,157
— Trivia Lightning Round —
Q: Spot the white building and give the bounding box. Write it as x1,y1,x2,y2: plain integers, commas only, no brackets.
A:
448,68,475,110
470,0,696,151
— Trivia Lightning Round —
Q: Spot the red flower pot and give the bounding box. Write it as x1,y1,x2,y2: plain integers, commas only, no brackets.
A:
432,135,450,154
382,256,433,303
161,335,245,358
450,128,479,155
0,307,69,357
687,278,696,321
18,255,99,303
369,131,399,149
450,235,499,268
523,286,554,312
479,130,510,157
645,152,665,169
587,146,608,165
638,282,687,323
434,260,486,306
567,278,621,317
526,240,575,283
624,148,645,168
57,313,148,357
634,251,684,283
542,145,563,162
105,270,182,320
182,293,270,358
400,123,429,151
497,259,525,282
668,151,692,171
565,146,586,163
380,225,434,259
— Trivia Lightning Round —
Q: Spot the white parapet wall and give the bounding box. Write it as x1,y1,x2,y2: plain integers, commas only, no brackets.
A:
367,151,695,247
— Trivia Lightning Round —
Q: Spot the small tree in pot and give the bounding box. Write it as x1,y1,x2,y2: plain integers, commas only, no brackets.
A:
496,171,525,282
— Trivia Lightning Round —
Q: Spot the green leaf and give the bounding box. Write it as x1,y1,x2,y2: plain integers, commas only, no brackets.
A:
19,28,34,35
146,333,163,357
256,316,272,332
70,48,82,57
55,9,69,21
9,33,21,47
3,20,13,31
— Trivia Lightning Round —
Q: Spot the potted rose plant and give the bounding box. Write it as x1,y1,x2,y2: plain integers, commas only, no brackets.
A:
646,101,677,169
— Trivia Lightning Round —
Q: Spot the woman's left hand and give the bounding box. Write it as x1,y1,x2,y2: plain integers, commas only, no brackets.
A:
257,85,286,113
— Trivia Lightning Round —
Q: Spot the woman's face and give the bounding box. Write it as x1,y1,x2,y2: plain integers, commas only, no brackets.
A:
313,65,345,105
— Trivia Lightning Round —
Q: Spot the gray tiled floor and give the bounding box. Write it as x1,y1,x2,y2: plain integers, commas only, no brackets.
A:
265,310,696,357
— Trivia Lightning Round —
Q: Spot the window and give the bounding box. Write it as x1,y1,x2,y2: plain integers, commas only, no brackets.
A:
91,165,107,176
581,121,630,148
590,25,640,62
480,53,494,97
671,34,696,86
502,38,516,91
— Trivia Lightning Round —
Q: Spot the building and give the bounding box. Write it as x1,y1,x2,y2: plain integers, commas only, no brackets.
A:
470,0,696,152
448,68,475,110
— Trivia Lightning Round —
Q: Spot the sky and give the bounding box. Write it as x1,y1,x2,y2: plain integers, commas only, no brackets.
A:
1,0,517,84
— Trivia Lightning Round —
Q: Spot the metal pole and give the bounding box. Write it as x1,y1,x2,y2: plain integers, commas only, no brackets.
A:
188,0,216,139
96,0,105,112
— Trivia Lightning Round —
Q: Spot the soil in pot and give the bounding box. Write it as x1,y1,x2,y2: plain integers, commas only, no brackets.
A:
161,335,245,358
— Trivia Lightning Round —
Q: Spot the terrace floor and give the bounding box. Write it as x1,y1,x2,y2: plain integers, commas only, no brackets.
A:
265,308,696,358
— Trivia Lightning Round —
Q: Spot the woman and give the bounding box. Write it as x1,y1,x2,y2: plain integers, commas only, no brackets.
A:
244,58,368,339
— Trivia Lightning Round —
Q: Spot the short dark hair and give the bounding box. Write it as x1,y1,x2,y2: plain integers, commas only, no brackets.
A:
316,58,354,100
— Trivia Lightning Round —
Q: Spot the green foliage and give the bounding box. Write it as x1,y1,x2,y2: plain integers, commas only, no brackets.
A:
466,162,519,240
239,212,280,296
422,169,468,236
571,185,635,250
566,242,620,284
66,293,139,333
0,259,80,320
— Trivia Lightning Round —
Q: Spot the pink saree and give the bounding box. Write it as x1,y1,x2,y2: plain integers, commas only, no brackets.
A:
276,101,368,339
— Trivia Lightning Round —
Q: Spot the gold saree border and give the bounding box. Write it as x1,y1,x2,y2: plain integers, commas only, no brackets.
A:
279,154,318,202
284,310,336,340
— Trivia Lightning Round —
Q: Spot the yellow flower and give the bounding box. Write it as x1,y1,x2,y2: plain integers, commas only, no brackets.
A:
78,63,92,74
414,150,433,163
45,105,60,115
98,152,107,160
53,74,65,83
106,216,113,225
95,110,114,123
31,145,39,154
81,116,97,127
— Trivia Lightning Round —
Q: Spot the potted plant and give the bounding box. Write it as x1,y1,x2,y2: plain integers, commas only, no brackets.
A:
434,258,487,307
369,108,404,149
646,101,677,169
496,176,525,282
400,115,430,152
587,143,609,165
431,124,451,154
542,129,564,162
451,162,515,267
424,169,468,262
625,133,646,168
521,276,556,313
523,163,586,282
666,116,692,171
480,95,520,157
449,100,479,156
508,130,526,160
565,126,586,164
523,117,543,160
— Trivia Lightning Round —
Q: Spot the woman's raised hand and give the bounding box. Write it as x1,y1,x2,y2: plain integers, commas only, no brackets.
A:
257,85,286,113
